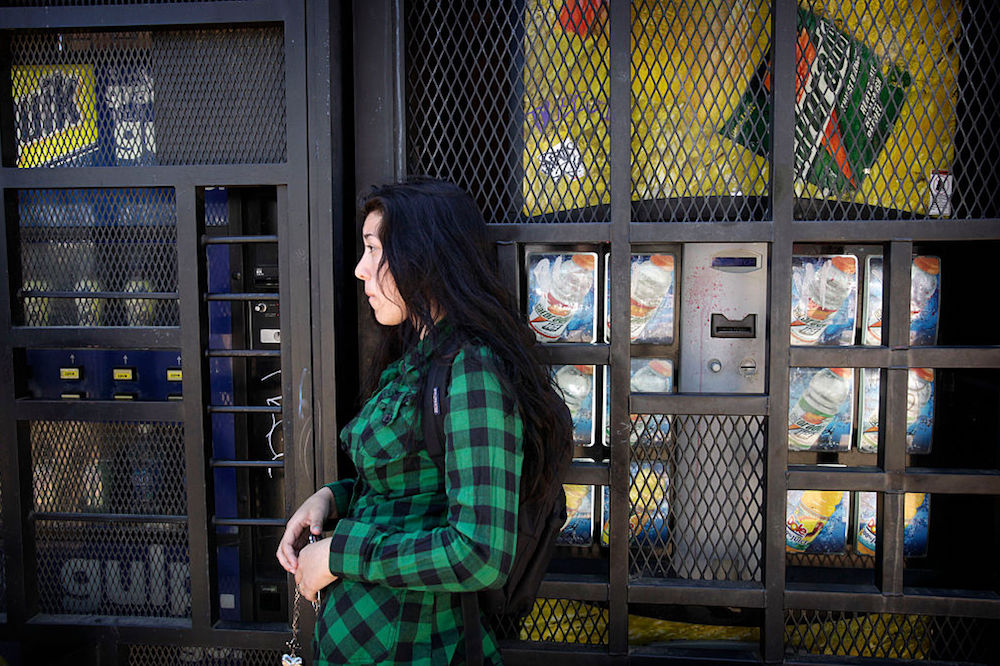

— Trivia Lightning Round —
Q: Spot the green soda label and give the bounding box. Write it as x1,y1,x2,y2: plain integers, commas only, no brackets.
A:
720,7,911,194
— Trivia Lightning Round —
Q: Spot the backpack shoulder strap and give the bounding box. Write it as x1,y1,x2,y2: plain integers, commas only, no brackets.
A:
422,354,451,471
421,348,485,666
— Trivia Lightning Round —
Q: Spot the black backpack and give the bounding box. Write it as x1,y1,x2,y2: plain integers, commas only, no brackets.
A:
422,350,573,665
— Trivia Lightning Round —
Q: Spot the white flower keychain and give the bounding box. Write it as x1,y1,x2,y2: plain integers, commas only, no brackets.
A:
282,534,321,665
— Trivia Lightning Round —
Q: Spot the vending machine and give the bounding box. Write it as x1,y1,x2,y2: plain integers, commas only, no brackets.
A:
673,243,768,580
678,243,767,394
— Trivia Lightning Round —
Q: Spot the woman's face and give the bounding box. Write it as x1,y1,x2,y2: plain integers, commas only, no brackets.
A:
355,212,407,326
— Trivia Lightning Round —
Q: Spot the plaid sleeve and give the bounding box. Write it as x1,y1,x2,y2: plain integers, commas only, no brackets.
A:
322,478,355,518
326,346,523,592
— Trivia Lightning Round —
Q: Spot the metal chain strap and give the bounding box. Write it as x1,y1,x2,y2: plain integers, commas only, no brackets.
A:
281,535,321,665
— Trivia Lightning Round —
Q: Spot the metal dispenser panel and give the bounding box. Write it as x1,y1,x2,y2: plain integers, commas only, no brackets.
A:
679,243,767,393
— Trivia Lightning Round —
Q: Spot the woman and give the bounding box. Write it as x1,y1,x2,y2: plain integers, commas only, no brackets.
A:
276,178,571,664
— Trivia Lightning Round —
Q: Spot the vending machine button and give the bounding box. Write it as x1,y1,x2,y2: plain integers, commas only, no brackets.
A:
708,359,723,373
113,367,135,381
113,392,137,400
60,391,85,400
59,367,82,380
739,358,758,376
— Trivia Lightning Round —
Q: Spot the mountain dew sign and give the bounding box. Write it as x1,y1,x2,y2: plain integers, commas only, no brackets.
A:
721,7,911,194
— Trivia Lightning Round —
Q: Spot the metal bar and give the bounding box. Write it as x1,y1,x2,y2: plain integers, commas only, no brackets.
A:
306,0,343,499
283,0,317,519
0,0,289,30
878,241,912,598
565,462,610,487
0,165,289,189
764,0,798,660
902,347,1000,368
784,589,1000,618
787,469,888,492
901,471,1000,495
353,0,401,187
22,617,290,648
788,346,891,368
209,459,285,469
201,235,279,245
487,223,612,244
30,512,187,523
204,293,279,302
16,291,177,301
790,219,1000,241
607,0,631,656
535,343,611,367
630,394,769,416
205,349,282,358
628,582,766,608
10,326,180,349
14,399,183,421
176,185,214,631
496,648,626,665
791,345,1000,369
538,577,610,602
0,188,33,626
212,517,286,528
206,405,282,415
630,221,773,243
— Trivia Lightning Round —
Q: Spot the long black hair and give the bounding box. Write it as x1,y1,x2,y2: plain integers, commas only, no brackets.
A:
359,177,571,501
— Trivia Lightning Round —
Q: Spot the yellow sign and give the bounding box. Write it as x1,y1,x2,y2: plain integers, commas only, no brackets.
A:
13,64,98,167
166,368,183,382
59,367,81,380
113,367,134,381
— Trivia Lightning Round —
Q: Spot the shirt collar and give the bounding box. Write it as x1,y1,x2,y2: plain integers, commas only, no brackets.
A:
379,319,456,386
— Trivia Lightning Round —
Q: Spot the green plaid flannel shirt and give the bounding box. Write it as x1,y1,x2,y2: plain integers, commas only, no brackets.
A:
318,332,522,665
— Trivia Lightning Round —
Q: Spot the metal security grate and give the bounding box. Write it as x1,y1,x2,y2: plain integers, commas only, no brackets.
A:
35,519,190,617
10,26,285,167
15,187,178,327
30,421,186,516
632,0,771,221
499,597,609,645
630,414,764,581
126,645,281,665
789,2,965,220
785,610,1000,663
404,2,527,223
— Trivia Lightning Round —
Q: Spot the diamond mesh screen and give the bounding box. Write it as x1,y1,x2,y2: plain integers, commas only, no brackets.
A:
785,610,1000,662
493,598,609,645
126,646,281,665
10,26,285,167
788,1,968,220
630,414,764,581
631,0,771,221
404,2,530,223
35,519,190,618
30,421,186,516
15,187,178,327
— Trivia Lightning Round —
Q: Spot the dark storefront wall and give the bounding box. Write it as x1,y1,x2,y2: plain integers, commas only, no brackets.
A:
0,0,999,664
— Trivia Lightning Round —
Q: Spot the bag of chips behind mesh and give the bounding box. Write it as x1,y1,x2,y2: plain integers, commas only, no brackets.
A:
522,0,769,217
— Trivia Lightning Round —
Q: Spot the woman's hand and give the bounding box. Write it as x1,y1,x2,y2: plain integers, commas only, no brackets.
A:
295,537,337,603
276,487,336,574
